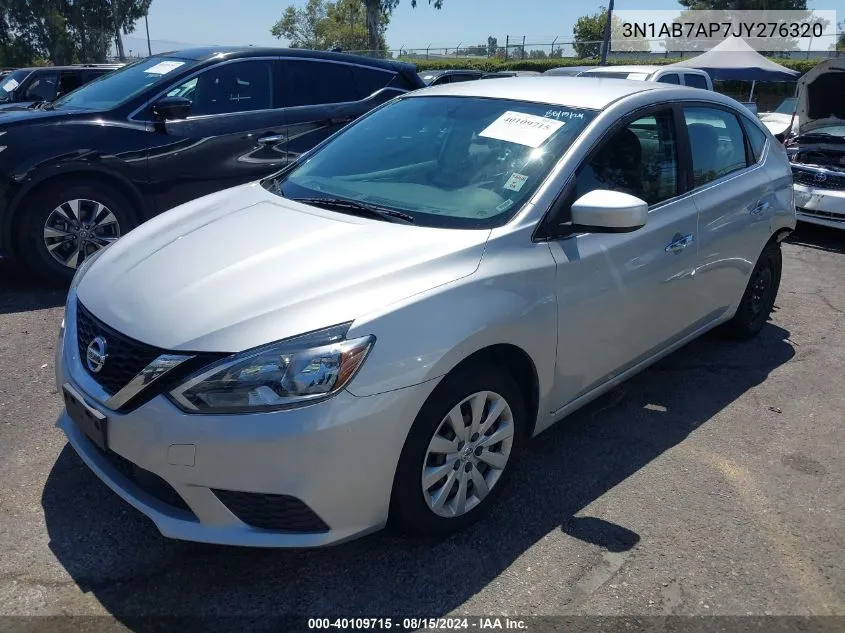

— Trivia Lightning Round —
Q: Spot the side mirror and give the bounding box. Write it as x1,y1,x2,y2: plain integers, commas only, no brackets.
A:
151,96,192,121
570,189,648,233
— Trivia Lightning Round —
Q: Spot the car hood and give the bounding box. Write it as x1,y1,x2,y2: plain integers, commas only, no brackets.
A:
0,106,75,125
77,182,490,353
758,112,795,137
797,58,845,135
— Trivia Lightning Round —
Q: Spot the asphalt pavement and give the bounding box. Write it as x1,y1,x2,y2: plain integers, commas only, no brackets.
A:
0,224,843,627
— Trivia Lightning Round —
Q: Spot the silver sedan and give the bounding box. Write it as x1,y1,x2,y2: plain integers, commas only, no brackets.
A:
55,77,795,547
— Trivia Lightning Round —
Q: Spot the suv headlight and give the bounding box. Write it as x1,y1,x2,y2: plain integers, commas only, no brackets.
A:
168,323,374,413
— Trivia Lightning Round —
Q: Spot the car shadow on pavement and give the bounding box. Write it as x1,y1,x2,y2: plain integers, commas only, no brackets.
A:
786,224,845,255
0,262,66,315
41,323,794,624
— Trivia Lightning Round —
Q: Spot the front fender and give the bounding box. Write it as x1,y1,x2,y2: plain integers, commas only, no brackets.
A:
346,238,559,418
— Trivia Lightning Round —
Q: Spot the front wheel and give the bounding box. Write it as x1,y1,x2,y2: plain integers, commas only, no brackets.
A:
722,240,782,339
391,365,525,537
19,182,136,285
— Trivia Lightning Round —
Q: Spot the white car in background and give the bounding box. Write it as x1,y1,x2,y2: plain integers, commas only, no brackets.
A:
759,97,798,140
577,65,713,90
787,58,845,230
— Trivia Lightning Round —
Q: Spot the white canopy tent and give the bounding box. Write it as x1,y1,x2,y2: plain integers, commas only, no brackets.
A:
667,36,800,100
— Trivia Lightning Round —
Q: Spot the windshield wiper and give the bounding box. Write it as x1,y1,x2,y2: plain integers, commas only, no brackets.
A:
290,197,415,224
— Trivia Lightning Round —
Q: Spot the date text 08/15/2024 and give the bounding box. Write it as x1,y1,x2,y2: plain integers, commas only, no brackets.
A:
307,617,528,630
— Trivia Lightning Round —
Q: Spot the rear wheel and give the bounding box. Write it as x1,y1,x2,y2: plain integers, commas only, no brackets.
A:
19,182,136,285
723,240,782,339
391,364,525,536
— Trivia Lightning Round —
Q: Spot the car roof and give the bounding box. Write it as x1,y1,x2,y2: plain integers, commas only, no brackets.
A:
582,65,701,74
407,76,678,110
160,46,415,73
420,69,483,76
13,65,120,73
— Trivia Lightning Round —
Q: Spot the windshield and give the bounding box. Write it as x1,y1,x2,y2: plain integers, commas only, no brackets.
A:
0,70,31,104
51,56,197,111
775,97,797,115
264,96,597,229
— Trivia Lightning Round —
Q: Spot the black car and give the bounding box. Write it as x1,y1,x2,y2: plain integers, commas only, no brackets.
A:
0,48,423,282
417,69,485,86
0,64,122,109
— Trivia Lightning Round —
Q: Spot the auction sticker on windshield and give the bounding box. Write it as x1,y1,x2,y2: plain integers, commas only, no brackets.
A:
1,78,19,92
145,61,186,75
479,111,565,148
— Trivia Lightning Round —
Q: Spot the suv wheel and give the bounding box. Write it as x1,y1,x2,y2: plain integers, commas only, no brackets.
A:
19,182,136,284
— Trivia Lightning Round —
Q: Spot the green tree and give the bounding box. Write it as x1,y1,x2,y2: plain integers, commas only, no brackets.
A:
574,7,648,58
271,0,388,52
364,0,442,55
528,48,547,59
109,0,153,61
486,36,497,57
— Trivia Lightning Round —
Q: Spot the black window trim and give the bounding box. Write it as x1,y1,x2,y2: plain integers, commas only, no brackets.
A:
128,55,404,124
679,100,763,194
738,113,770,165
534,102,689,242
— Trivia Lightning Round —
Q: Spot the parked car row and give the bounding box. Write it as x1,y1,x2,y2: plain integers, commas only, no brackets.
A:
0,64,122,109
0,48,424,282
54,68,795,547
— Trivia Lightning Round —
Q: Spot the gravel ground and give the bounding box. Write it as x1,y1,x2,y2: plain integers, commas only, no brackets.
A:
0,224,843,628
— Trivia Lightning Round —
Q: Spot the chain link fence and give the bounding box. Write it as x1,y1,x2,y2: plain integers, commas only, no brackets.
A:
340,34,844,61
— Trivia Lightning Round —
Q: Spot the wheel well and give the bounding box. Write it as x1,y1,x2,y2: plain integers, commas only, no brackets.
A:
450,344,540,438
8,172,144,260
771,227,792,244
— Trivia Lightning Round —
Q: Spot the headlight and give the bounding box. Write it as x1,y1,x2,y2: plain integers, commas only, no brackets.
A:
168,323,374,413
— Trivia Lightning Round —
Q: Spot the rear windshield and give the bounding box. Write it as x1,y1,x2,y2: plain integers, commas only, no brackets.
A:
51,57,199,111
265,96,597,229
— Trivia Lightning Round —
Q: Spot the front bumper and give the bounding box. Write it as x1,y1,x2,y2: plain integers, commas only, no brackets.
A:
794,183,845,230
56,296,435,547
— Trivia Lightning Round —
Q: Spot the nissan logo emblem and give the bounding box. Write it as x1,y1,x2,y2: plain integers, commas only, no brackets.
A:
86,336,108,374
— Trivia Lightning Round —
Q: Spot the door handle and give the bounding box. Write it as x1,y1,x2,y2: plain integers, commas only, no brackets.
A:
665,233,695,254
324,116,353,125
750,200,771,215
257,134,284,145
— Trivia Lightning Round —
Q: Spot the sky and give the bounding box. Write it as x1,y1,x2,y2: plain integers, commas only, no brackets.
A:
141,0,691,52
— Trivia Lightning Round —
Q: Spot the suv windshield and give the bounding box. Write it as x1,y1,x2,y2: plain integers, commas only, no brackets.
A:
265,96,597,229
51,56,198,111
0,70,32,104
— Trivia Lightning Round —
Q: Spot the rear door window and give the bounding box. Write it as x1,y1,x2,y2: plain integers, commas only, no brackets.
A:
684,107,748,187
351,66,396,99
279,60,358,107
657,73,680,84
683,73,709,89
58,71,82,98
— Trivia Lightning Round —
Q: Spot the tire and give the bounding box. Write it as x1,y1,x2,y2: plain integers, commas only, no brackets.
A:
18,181,137,285
722,240,782,339
390,364,526,537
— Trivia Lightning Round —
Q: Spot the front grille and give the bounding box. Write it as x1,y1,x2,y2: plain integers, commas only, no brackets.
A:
792,167,845,191
212,489,330,533
76,302,164,394
796,207,845,223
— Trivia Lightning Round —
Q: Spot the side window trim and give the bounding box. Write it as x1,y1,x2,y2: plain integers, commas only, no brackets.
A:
534,104,683,242
129,56,404,123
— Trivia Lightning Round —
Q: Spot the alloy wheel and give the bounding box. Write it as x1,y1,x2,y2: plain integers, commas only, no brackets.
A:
421,390,515,518
43,198,120,269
